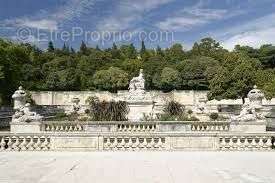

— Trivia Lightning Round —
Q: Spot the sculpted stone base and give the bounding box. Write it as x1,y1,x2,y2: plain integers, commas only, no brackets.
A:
127,101,154,122
230,120,267,133
50,136,101,151
171,136,218,150
10,122,41,133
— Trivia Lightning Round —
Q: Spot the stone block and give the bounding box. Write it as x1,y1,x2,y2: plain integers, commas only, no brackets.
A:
171,136,218,150
230,121,267,132
10,122,41,133
50,136,99,151
127,101,154,122
158,122,191,132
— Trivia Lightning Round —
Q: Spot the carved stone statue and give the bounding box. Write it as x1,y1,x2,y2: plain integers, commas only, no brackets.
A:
128,69,146,100
231,101,266,122
231,101,257,122
11,86,42,123
193,97,208,114
67,97,82,115
129,69,145,92
12,86,26,110
247,85,264,108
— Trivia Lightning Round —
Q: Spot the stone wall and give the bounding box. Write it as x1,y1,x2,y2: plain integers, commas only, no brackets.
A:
30,90,275,107
30,90,209,106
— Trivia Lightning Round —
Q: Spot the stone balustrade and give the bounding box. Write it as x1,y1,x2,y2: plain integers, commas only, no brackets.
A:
218,135,273,151
117,123,157,132
43,122,84,132
0,132,274,151
191,122,230,132
41,121,231,133
103,136,166,151
0,134,50,151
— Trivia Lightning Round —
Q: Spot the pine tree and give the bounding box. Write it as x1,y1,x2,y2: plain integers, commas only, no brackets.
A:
80,41,87,54
156,45,163,56
70,47,75,54
96,45,101,51
47,41,54,52
140,40,146,55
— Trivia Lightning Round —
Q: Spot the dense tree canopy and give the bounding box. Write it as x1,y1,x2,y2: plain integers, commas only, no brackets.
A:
1,37,275,105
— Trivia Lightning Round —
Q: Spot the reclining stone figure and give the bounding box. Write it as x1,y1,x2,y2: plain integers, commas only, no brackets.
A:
231,101,265,122
11,86,43,123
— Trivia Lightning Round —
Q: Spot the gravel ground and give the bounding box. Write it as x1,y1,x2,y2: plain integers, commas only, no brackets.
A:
0,151,275,183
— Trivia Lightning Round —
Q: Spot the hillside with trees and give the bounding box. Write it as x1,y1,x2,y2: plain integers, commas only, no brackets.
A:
1,37,275,105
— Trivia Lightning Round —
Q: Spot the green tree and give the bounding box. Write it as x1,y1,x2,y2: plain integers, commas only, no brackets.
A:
191,38,227,61
120,44,137,59
143,55,166,89
153,67,181,91
42,56,79,90
93,67,129,92
0,65,4,80
207,53,260,102
122,59,143,79
165,43,185,63
177,56,219,90
258,44,275,68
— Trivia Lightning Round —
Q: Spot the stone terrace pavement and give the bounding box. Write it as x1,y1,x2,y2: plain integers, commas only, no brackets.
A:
0,152,275,183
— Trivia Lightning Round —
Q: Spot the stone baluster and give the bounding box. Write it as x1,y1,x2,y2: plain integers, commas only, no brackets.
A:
128,138,133,150
258,137,263,149
236,137,242,150
120,138,126,150
19,137,27,151
112,138,118,150
26,137,34,151
45,125,50,131
251,138,257,150
50,125,54,131
220,137,226,150
41,137,50,150
33,137,42,151
0,137,6,151
196,125,200,131
265,137,272,150
133,138,138,149
243,137,248,150
76,125,80,131
137,138,143,149
151,125,155,132
228,137,234,150
12,137,20,151
6,137,13,151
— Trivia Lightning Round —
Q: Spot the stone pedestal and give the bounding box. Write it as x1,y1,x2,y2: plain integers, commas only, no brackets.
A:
230,120,267,133
50,136,99,151
10,122,41,133
127,101,154,122
195,113,210,121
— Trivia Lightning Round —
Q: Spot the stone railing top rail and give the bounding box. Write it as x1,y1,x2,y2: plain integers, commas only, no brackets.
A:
1,131,275,137
42,120,230,125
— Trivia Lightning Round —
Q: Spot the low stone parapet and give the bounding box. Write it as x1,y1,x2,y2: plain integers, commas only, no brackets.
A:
0,132,274,151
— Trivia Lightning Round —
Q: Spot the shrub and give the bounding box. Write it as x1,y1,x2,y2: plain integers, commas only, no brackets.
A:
164,101,184,116
187,109,193,115
87,98,129,121
210,112,219,121
26,91,36,105
51,112,68,121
